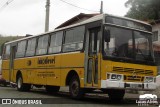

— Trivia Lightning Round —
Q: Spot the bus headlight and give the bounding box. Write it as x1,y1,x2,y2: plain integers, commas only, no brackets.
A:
144,76,155,83
111,74,117,79
108,73,123,81
117,75,122,80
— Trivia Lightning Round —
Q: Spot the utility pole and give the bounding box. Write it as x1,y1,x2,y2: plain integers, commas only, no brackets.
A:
45,0,50,32
100,1,103,14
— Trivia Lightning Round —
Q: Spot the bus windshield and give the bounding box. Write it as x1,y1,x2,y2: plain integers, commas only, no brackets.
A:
103,26,154,63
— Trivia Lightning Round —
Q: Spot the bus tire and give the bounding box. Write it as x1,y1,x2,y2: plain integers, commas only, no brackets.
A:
69,76,84,99
17,75,31,91
46,86,60,94
107,89,125,101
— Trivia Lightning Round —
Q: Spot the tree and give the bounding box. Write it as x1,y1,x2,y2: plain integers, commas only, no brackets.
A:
125,0,160,21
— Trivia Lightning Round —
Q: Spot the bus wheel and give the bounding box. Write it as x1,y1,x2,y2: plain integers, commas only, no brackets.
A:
69,76,84,99
107,89,125,101
46,86,60,94
17,75,31,91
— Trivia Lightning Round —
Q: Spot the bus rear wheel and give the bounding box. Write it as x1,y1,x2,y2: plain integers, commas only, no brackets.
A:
17,75,31,91
69,76,84,99
46,86,60,94
107,89,125,101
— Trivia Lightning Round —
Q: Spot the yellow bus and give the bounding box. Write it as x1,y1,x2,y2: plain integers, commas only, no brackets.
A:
1,14,157,100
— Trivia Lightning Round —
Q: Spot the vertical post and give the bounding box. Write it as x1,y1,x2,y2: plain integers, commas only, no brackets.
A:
100,1,103,14
45,0,50,32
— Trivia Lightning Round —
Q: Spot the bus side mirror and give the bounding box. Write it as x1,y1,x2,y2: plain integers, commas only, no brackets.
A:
0,44,4,56
104,30,110,42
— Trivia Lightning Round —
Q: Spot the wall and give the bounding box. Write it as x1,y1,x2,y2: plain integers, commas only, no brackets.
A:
0,56,1,74
152,23,160,41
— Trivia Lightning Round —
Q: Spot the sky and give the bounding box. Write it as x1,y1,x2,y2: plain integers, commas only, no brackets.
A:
0,0,129,36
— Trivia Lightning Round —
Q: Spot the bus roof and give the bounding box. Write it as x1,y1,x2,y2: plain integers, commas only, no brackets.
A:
4,13,151,45
106,14,151,26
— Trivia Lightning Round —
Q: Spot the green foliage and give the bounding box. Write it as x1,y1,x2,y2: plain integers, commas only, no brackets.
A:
125,0,160,21
0,36,23,55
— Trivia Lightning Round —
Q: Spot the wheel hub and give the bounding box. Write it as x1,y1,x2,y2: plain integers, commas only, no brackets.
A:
17,77,22,88
71,81,79,96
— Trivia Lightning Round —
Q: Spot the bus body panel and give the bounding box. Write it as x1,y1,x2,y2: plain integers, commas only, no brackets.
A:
8,52,85,87
60,52,85,87
2,60,10,81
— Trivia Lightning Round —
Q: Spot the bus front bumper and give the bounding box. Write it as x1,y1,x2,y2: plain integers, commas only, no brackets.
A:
101,80,156,91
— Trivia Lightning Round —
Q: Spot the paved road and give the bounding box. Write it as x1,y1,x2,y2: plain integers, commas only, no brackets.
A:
0,86,155,107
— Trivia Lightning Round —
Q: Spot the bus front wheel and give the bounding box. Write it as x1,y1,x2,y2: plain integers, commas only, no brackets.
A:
69,76,84,99
17,75,31,91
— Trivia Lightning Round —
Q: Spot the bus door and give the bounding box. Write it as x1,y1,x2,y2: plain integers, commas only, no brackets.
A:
9,45,16,82
85,27,101,87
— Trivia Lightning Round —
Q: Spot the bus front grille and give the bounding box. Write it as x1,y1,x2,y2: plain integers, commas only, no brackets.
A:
113,67,153,76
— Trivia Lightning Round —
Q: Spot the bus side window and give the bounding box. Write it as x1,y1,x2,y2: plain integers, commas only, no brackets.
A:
49,31,63,54
16,40,27,58
63,26,85,52
26,38,37,57
2,45,10,60
36,35,49,55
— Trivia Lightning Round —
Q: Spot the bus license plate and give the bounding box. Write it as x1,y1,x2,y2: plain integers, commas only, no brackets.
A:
130,84,142,88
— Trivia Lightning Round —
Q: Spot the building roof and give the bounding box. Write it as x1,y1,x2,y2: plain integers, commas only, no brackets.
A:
150,19,160,25
55,13,99,29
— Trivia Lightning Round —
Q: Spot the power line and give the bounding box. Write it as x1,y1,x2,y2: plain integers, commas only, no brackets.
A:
0,0,14,11
59,0,99,13
0,0,14,12
0,0,8,7
0,0,99,13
